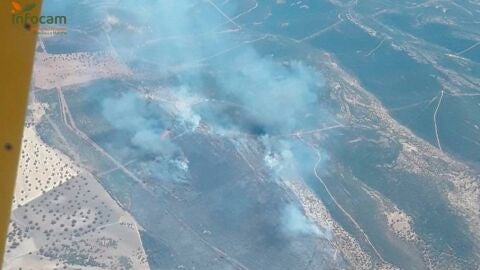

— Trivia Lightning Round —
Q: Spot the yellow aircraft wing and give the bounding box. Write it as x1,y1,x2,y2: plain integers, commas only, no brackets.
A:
0,0,42,265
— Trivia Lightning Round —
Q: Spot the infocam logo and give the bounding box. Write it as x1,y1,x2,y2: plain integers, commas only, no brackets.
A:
10,0,67,35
